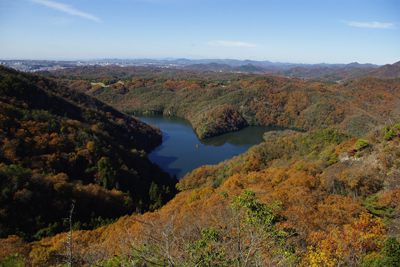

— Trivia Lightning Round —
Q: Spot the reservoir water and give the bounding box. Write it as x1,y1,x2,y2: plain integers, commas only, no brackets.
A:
139,116,271,179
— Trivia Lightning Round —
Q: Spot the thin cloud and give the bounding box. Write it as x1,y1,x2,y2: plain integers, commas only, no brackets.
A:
347,21,395,29
31,0,101,22
207,40,257,48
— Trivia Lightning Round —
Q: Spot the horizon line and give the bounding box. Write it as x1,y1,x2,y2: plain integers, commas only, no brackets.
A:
1,57,398,66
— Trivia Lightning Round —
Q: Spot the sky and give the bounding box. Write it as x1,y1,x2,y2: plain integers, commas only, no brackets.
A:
0,0,399,64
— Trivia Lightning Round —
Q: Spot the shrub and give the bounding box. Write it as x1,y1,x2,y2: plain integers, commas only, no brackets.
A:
355,139,370,151
0,254,25,267
362,237,400,267
383,123,400,141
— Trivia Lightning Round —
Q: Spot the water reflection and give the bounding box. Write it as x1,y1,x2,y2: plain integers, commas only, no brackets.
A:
138,115,271,178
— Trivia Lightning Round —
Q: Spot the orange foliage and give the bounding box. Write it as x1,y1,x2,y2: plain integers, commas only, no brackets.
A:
305,213,386,266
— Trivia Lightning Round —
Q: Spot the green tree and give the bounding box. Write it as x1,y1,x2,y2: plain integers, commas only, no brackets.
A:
363,237,400,267
96,157,117,190
232,190,278,230
148,182,162,210
188,228,230,267
231,190,296,266
0,254,25,267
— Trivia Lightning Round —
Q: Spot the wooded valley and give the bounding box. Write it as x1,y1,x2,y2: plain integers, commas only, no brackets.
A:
1,64,400,266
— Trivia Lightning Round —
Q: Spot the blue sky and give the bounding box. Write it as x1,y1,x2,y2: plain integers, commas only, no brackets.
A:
0,0,399,64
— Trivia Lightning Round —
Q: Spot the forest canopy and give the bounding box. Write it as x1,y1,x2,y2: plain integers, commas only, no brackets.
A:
44,66,400,139
0,66,177,241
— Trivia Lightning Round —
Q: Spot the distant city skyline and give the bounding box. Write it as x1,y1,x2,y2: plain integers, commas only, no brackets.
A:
0,0,399,64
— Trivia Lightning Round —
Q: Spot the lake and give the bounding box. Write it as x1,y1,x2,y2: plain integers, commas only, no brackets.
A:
139,115,272,179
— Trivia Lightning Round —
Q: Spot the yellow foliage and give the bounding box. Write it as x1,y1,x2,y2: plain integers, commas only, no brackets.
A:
86,140,96,152
304,213,386,266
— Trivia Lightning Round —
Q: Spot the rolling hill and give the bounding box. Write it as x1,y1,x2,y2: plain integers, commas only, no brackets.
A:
44,66,400,139
1,65,400,266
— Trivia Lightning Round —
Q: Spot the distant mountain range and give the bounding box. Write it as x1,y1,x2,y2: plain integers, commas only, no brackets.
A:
1,58,399,81
367,61,400,79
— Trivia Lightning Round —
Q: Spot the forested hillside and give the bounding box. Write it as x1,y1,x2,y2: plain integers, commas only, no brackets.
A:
4,123,399,266
1,66,399,266
44,66,400,139
1,0,399,264
0,66,176,241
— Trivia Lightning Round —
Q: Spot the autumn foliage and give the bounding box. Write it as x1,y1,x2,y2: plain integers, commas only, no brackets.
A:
46,66,400,138
0,66,176,241
1,66,400,266
0,121,396,266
